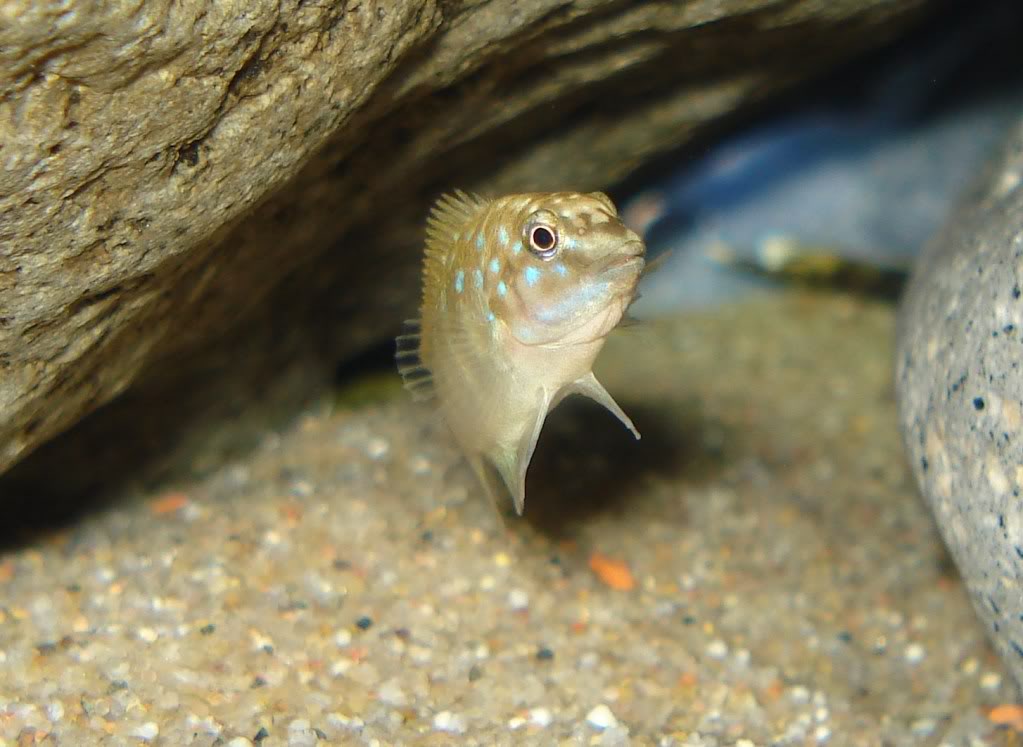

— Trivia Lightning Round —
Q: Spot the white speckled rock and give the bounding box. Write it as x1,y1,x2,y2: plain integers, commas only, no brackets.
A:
897,113,1023,692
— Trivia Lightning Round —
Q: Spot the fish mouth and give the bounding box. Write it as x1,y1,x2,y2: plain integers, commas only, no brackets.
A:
597,241,646,276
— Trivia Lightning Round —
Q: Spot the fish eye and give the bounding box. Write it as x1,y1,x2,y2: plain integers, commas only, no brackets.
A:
528,224,558,259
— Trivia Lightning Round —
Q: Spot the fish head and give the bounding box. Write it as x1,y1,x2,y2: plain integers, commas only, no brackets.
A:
490,192,645,347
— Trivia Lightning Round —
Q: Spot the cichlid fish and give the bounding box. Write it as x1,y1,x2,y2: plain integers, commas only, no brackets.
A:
396,190,646,515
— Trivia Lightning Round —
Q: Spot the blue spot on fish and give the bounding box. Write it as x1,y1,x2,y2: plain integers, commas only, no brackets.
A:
498,226,509,246
487,311,496,322
533,281,610,324
511,240,522,255
473,268,484,288
561,236,578,250
454,270,465,293
524,266,540,287
475,232,485,252
554,262,568,277
497,280,507,296
489,258,500,273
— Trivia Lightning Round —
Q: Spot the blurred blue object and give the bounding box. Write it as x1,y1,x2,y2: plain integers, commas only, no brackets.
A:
628,0,1023,316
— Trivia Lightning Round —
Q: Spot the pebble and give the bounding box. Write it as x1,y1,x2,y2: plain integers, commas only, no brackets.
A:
507,588,530,610
334,629,353,647
366,437,390,459
706,639,728,659
789,686,811,704
529,707,553,727
904,642,926,664
355,615,373,630
228,739,254,747
961,657,980,675
433,710,468,734
734,648,751,667
262,530,283,547
980,672,1002,691
377,678,407,706
586,704,619,730
329,659,353,676
408,644,433,664
289,479,313,497
132,722,160,741
911,718,937,737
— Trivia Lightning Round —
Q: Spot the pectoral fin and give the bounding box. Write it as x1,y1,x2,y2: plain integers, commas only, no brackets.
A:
570,372,640,440
641,248,673,277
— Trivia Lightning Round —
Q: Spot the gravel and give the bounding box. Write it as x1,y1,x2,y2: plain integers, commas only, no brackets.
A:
0,292,1017,745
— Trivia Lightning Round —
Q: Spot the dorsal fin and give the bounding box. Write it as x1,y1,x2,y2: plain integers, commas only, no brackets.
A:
423,191,490,293
419,190,491,338
425,190,489,252
395,319,435,402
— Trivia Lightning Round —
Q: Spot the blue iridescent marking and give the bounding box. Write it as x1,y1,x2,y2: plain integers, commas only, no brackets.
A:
554,262,568,277
524,266,540,287
454,270,465,293
533,281,609,324
489,257,500,274
497,280,507,296
473,268,484,289
498,226,509,247
475,232,485,251
487,311,496,322
511,240,522,255
562,236,578,250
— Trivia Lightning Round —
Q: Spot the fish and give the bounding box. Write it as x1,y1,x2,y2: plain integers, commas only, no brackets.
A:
396,190,646,515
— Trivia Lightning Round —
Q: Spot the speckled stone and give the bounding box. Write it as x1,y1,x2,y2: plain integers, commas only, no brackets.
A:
897,114,1023,694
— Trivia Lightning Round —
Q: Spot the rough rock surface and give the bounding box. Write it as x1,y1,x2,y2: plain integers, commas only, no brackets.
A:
0,0,929,495
1,293,1017,744
897,115,1023,692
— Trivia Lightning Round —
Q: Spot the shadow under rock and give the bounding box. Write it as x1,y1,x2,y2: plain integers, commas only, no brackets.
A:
517,395,719,539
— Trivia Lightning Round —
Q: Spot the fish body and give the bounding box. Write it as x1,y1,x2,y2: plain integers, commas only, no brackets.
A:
397,191,645,514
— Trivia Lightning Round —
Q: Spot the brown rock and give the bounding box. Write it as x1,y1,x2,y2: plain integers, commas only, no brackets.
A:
0,0,926,498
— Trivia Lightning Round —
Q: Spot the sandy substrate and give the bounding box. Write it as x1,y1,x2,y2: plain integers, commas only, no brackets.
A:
0,292,1018,746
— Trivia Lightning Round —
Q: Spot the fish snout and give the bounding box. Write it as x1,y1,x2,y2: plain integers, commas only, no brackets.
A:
597,240,646,276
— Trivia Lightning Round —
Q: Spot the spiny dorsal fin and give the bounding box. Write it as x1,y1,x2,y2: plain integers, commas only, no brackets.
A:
421,191,490,305
425,191,488,254
395,318,435,402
